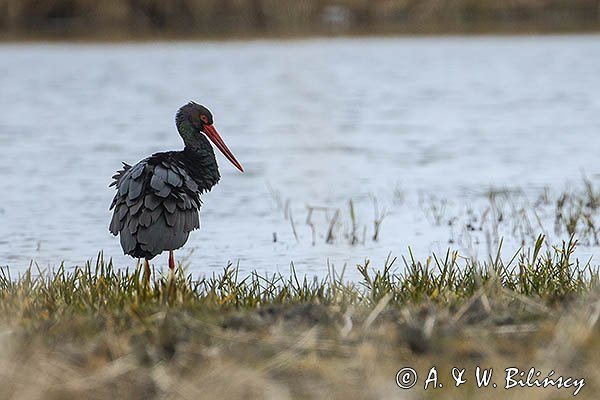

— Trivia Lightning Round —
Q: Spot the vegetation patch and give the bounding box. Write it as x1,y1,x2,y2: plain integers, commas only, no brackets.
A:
0,235,598,399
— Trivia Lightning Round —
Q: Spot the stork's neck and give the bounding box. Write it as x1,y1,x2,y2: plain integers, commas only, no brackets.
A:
177,121,208,151
177,121,221,191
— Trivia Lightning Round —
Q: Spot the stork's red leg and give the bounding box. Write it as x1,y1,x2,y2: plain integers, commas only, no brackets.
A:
144,259,151,282
169,250,175,272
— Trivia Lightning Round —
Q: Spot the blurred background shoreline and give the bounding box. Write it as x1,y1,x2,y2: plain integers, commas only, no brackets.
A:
2,0,600,41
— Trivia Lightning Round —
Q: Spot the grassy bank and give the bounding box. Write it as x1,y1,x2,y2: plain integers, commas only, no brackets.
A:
2,0,600,40
0,236,598,399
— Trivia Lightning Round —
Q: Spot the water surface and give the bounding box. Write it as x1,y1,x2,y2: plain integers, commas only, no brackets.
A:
1,36,600,280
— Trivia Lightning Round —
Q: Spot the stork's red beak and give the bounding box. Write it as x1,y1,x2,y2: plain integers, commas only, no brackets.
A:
203,124,244,172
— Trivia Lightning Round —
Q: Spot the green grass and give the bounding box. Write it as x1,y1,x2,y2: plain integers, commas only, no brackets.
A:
0,236,598,399
1,235,595,317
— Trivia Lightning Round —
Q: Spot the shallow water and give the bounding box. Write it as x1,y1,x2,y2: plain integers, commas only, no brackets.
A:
1,36,600,280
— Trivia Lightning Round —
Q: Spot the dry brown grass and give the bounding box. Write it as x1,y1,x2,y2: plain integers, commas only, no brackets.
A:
0,293,598,399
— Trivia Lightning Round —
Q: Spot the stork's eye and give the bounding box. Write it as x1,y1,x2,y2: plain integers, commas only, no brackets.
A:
200,115,209,124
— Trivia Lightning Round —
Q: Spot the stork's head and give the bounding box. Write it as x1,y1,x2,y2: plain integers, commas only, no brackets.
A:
176,102,244,172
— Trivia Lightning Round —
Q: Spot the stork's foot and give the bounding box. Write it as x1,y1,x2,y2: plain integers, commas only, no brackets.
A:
169,250,175,272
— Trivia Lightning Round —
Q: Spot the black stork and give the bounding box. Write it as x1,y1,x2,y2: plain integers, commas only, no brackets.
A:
109,102,243,278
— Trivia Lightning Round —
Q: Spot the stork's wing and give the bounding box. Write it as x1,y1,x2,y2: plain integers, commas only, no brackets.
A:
109,153,202,258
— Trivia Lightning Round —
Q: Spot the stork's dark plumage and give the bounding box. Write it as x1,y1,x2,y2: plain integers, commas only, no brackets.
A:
109,102,243,276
